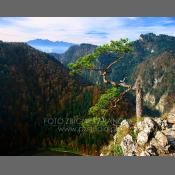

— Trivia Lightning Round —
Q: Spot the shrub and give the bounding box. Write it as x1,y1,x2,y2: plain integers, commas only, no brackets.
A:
82,117,108,133
113,145,124,156
114,126,130,145
130,129,138,142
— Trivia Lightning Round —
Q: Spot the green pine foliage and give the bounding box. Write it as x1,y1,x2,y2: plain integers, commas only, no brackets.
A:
89,87,119,117
68,39,132,75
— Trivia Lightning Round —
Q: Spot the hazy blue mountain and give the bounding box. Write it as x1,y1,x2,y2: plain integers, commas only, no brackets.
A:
27,39,75,53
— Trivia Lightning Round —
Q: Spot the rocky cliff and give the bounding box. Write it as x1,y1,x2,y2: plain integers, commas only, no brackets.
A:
101,106,175,156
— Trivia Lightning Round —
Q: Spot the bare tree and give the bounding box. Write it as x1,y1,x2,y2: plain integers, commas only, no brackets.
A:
135,77,143,118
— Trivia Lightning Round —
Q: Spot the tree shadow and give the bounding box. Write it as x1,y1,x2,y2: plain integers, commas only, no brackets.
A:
143,105,161,117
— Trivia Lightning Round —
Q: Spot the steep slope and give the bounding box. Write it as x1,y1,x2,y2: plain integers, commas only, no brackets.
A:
133,51,175,113
110,33,175,84
57,43,97,64
0,41,99,154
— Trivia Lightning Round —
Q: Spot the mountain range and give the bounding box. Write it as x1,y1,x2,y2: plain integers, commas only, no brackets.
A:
27,39,75,53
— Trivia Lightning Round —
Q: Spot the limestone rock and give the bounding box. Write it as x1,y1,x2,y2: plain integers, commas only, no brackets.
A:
172,124,175,129
155,131,168,147
154,118,168,130
155,93,168,113
163,129,175,148
144,117,156,133
150,138,159,148
101,116,175,156
137,131,149,146
135,117,156,135
120,134,136,156
163,129,175,139
135,121,144,132
120,119,130,129
145,145,158,156
150,137,169,155
139,145,157,156
153,131,170,155
167,112,175,124
140,151,150,156
144,93,156,107
113,134,118,144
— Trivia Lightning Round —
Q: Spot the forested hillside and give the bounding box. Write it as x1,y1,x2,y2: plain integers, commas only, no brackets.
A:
0,41,99,155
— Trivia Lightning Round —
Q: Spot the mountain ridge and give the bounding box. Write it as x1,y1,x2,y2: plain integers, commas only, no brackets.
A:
27,39,75,53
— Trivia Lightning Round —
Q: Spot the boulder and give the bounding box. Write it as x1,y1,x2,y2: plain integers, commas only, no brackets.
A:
150,138,159,148
135,121,144,132
144,117,156,133
145,145,158,156
150,137,169,155
120,119,130,129
154,118,168,130
135,117,156,134
139,145,157,156
155,131,168,147
163,129,175,148
137,131,149,146
120,134,136,156
140,151,150,156
167,137,175,148
172,124,175,129
167,112,175,124
163,129,175,139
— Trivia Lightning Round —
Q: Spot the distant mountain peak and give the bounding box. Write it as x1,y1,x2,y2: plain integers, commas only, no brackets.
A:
27,39,75,53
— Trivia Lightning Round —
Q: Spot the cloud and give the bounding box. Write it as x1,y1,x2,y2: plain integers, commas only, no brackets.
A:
0,17,175,44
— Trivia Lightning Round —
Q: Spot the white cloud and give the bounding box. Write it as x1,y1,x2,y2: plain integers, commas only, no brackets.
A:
0,17,175,44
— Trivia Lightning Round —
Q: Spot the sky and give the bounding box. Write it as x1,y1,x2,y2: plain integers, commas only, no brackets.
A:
0,17,175,45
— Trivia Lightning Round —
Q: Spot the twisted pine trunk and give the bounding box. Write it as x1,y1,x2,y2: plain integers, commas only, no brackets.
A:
100,57,143,119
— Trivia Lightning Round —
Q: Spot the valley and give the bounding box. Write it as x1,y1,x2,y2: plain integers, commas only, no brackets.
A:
0,33,175,156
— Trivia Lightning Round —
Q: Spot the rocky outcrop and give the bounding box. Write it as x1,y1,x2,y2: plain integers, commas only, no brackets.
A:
100,110,175,156
120,135,136,156
137,131,149,146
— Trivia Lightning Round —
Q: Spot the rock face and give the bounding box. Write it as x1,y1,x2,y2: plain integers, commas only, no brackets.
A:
100,111,175,156
155,131,168,147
